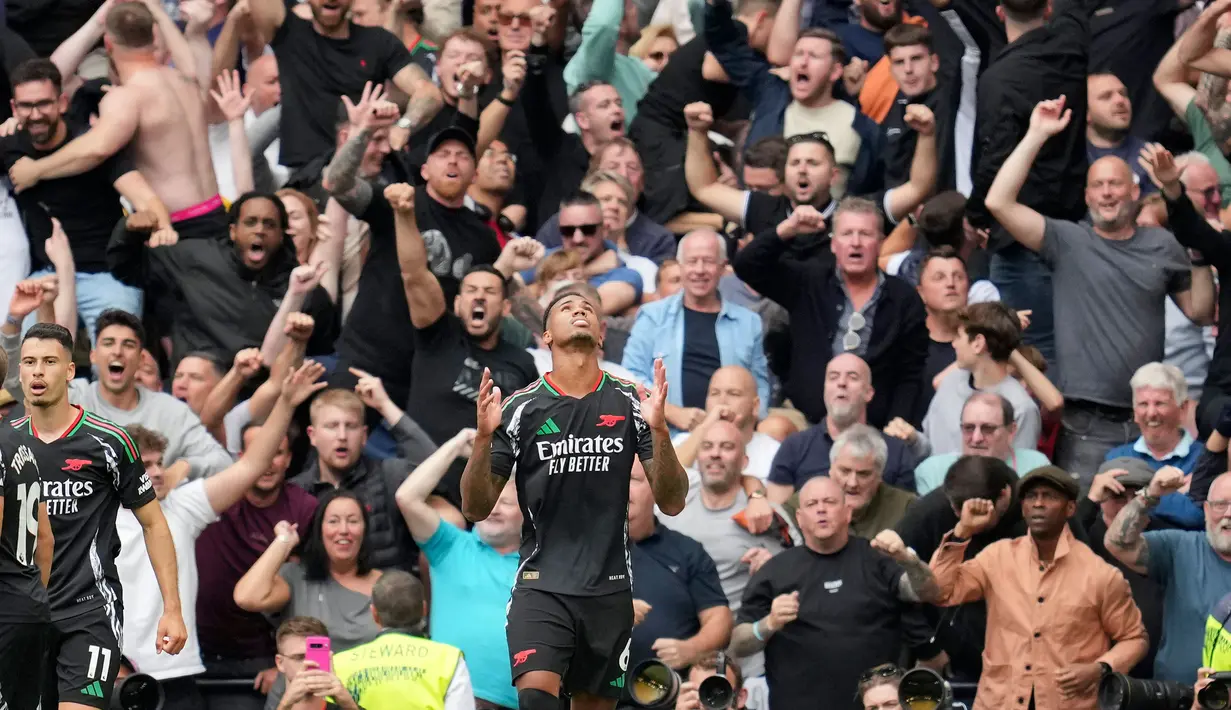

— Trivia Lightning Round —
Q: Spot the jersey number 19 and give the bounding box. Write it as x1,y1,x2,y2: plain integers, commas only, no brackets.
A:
14,482,40,566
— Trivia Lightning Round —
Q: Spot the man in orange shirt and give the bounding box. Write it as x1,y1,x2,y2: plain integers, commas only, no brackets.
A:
923,459,1147,709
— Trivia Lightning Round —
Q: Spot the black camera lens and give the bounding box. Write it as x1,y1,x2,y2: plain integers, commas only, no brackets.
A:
112,673,164,710
1098,672,1194,710
1199,679,1231,710
697,673,733,710
898,667,949,709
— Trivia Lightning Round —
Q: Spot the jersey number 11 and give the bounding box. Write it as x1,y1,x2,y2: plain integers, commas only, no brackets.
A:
14,482,40,566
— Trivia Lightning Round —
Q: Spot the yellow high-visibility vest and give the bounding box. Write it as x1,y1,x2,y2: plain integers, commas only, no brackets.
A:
333,630,463,710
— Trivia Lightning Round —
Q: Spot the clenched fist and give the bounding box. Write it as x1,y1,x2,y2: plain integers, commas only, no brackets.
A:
683,102,714,134
384,183,416,213
903,104,936,136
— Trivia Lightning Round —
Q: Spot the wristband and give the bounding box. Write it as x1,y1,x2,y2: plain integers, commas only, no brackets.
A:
751,620,765,641
1137,489,1161,507
4,314,19,328
497,94,516,107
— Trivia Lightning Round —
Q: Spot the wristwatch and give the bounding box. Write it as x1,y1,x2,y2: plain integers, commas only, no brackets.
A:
1136,488,1161,507
395,117,413,130
749,489,767,500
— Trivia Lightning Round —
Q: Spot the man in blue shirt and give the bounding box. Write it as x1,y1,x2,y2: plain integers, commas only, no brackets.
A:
1104,362,1205,529
394,428,521,709
1104,469,1231,684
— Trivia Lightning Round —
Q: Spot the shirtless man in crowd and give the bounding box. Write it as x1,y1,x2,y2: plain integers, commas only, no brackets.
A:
8,2,224,240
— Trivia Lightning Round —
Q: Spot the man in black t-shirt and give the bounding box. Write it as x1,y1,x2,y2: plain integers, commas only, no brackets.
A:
730,476,944,710
0,421,53,710
326,126,503,410
11,323,185,710
249,0,443,169
459,290,688,710
390,168,539,509
0,59,168,341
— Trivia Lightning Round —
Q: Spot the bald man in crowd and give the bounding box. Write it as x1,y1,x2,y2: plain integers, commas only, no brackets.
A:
672,366,783,481
986,97,1214,480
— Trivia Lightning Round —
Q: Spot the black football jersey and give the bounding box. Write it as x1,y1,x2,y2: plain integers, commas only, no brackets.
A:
0,426,50,622
10,407,155,623
490,371,654,596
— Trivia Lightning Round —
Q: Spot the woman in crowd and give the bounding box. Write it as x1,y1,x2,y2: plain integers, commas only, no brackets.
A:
233,489,384,653
859,664,902,710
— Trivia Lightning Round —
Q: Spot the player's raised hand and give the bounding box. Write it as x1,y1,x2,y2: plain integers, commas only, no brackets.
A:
282,360,328,406
641,358,669,432
476,368,503,437
156,608,188,655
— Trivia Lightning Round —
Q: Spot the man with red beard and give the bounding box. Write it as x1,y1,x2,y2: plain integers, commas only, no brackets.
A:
988,97,1213,480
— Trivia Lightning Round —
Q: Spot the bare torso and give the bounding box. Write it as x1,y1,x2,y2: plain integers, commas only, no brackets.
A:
121,65,218,213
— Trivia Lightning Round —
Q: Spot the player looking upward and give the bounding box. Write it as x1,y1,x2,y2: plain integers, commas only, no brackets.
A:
460,286,688,710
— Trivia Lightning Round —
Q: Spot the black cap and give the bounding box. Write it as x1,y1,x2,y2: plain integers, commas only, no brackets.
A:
1017,465,1079,501
427,126,477,158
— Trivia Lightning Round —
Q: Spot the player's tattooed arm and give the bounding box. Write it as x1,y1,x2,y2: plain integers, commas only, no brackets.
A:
463,367,508,522
645,428,689,516
460,437,507,522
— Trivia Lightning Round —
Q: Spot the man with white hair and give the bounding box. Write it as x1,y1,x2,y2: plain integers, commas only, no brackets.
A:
394,428,522,710
830,424,917,538
1105,470,1231,684
623,229,769,433
1103,362,1205,530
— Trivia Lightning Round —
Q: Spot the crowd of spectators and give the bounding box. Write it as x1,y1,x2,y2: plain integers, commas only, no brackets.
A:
3,0,1231,704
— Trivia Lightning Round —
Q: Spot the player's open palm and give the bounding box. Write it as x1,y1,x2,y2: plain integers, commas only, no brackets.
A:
641,358,669,431
156,608,188,655
477,368,503,437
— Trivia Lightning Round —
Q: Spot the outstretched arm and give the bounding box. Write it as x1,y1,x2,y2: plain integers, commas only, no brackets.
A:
387,183,448,329
17,89,139,184
985,97,1073,253
391,64,444,136
323,83,398,215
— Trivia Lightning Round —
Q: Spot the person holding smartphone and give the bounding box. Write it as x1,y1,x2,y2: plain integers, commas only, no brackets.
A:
273,617,362,710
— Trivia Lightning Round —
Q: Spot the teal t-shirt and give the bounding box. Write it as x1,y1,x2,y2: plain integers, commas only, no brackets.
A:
1145,529,1231,683
421,522,520,707
913,448,1052,496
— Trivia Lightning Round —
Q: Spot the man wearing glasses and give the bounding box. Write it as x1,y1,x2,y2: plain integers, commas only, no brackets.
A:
913,392,1051,496
1105,469,1231,685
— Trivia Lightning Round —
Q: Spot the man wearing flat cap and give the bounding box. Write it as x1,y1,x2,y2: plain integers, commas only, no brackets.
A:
924,457,1149,710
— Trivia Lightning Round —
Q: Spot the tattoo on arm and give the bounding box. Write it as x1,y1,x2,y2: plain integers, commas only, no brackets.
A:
1107,497,1152,570
324,127,371,201
646,429,688,511
460,439,506,522
402,93,442,137
1200,29,1231,111
898,558,942,604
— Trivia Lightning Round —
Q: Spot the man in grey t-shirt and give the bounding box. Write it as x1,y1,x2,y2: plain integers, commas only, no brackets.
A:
658,420,798,698
984,96,1214,485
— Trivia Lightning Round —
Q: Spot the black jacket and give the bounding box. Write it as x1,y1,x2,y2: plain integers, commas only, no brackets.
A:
895,486,1091,682
290,414,436,573
964,0,1092,246
107,224,336,365
733,228,929,427
1164,192,1231,433
520,45,592,232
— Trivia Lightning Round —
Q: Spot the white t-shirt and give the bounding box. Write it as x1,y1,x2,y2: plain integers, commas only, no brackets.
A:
117,480,217,679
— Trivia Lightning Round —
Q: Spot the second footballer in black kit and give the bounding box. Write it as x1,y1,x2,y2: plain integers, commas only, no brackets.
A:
462,290,688,710
0,424,55,710
13,323,187,710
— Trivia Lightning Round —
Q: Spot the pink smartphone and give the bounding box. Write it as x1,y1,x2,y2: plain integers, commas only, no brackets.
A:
304,636,332,673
